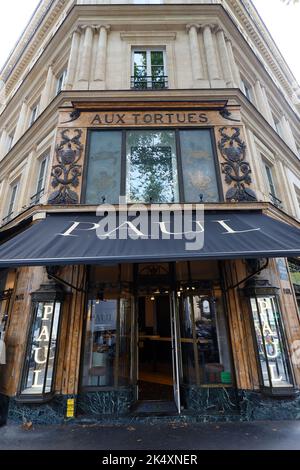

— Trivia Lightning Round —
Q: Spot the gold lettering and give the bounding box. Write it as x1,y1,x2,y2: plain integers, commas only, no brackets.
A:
132,113,141,124
42,304,53,321
199,113,209,123
37,326,50,342
32,369,42,387
91,114,102,125
33,346,48,365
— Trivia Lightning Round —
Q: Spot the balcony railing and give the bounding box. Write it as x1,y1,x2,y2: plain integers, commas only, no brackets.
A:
131,75,168,90
30,188,44,206
269,193,283,209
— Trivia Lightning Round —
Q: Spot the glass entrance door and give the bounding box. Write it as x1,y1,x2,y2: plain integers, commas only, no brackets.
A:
170,292,182,413
137,295,174,402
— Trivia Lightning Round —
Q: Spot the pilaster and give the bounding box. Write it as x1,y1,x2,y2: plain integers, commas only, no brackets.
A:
90,25,111,90
65,27,81,91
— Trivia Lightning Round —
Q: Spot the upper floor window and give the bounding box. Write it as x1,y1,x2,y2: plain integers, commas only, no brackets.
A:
132,49,167,89
56,70,67,95
84,129,220,205
29,103,39,126
241,79,253,102
4,183,19,223
295,186,300,214
273,116,283,138
264,162,282,208
31,156,48,205
6,131,14,152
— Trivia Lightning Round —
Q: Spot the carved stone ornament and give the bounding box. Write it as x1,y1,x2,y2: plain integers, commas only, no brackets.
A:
61,108,81,124
218,127,257,202
48,129,83,205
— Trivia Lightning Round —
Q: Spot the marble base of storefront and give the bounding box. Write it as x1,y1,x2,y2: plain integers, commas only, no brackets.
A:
0,393,9,425
3,388,300,425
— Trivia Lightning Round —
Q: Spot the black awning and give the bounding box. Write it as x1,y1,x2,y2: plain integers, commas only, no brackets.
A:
0,210,299,267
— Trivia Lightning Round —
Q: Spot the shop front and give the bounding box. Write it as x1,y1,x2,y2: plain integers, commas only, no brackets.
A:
0,99,300,424
0,207,300,423
77,261,235,417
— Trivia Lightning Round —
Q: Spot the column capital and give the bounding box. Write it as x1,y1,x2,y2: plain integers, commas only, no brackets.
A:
80,24,94,32
199,23,217,32
215,25,225,35
94,24,111,34
255,78,267,89
70,26,82,37
186,24,200,33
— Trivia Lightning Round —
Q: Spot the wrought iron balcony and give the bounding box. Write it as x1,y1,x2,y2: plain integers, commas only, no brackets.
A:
269,193,283,209
30,188,45,206
131,75,168,90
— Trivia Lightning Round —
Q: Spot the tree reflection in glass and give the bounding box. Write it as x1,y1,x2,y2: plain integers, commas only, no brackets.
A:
126,130,179,203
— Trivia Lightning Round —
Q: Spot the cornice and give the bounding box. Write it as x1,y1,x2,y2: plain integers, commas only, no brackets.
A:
227,0,297,97
1,0,71,93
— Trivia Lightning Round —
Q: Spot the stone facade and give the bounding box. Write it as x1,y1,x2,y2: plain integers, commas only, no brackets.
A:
0,1,299,425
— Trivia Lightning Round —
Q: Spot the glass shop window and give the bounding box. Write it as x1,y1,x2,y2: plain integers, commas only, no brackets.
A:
21,301,61,396
250,296,294,392
179,129,219,203
85,131,122,204
126,130,178,203
82,296,132,388
0,270,10,341
179,294,232,386
85,129,220,204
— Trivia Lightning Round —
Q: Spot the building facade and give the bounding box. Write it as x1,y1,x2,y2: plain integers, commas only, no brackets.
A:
0,0,300,425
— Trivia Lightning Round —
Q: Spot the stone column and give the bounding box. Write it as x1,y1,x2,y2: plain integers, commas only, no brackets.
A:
201,24,220,81
226,38,241,88
18,150,37,209
186,24,204,81
0,128,7,160
276,160,294,212
78,25,94,87
40,64,54,112
13,101,28,144
245,128,266,201
91,25,110,90
65,27,81,90
215,27,233,86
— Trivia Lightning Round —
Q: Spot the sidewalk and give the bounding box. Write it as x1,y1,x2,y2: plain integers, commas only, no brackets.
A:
1,420,300,450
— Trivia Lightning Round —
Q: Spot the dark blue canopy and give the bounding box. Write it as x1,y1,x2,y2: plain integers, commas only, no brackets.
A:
0,211,299,267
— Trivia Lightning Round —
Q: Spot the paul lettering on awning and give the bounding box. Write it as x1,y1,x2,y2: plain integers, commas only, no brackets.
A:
59,215,261,251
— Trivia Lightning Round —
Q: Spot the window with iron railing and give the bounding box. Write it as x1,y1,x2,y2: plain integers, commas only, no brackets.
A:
3,183,18,224
264,163,282,208
30,156,48,205
269,193,283,210
132,49,168,90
